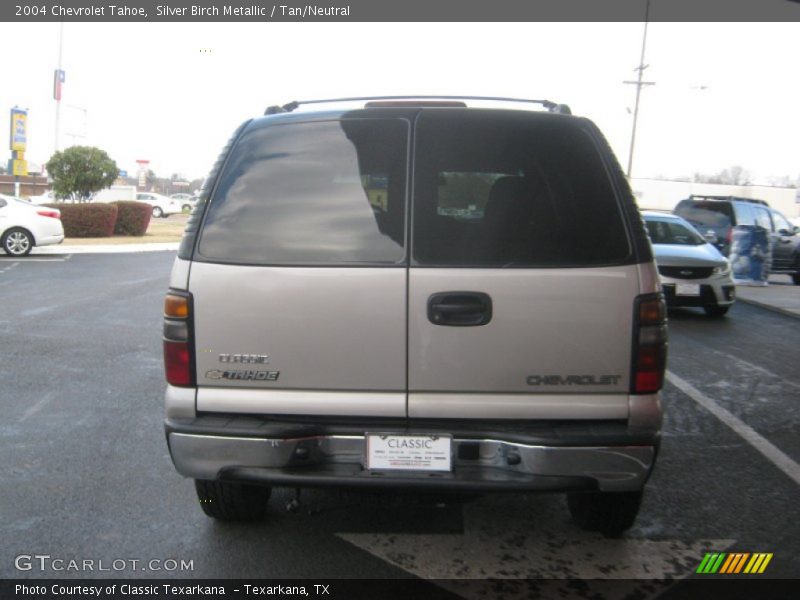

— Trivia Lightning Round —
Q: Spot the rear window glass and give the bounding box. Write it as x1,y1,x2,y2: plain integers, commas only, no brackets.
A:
198,119,408,265
675,201,733,232
412,114,630,267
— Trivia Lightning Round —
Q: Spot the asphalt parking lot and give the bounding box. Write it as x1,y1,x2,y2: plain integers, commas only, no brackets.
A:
1,252,798,596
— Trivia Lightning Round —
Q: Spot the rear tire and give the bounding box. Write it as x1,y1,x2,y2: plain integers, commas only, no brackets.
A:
704,305,729,318
194,479,271,521
567,490,643,538
792,273,800,286
2,227,34,256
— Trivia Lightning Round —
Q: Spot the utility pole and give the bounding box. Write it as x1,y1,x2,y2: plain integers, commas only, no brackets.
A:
54,22,64,153
624,0,655,179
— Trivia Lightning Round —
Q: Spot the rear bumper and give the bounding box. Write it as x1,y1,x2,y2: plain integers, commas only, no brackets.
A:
166,415,659,493
36,234,65,246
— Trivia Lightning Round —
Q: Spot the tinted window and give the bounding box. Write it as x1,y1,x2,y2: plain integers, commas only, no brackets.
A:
752,206,772,231
675,201,733,239
198,119,408,265
771,211,793,233
412,114,629,266
733,202,756,226
436,172,507,220
645,218,705,245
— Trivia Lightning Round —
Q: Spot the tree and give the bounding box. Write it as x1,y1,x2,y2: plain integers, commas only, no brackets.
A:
693,165,752,186
46,146,118,202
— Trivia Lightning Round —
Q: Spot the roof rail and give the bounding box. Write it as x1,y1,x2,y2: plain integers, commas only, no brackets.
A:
264,96,572,116
688,194,768,207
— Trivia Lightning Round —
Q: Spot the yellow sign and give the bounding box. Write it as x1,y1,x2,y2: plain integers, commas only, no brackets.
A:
15,151,25,161
10,109,27,152
12,159,28,176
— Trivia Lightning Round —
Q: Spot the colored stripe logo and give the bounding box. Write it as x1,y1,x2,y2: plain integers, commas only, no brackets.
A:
696,552,773,574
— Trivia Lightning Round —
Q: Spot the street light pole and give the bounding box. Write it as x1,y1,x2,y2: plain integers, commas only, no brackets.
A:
624,0,655,179
54,22,64,153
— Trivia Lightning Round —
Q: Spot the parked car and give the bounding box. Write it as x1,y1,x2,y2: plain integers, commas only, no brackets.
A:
28,190,57,205
136,192,182,218
170,193,196,212
0,193,64,256
674,195,800,284
643,211,735,317
162,96,667,536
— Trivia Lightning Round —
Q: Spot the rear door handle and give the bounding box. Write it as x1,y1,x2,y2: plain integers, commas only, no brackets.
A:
428,292,492,326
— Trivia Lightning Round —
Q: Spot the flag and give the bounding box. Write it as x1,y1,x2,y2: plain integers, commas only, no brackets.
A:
53,69,65,101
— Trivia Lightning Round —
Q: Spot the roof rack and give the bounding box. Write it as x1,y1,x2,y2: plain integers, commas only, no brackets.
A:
689,194,769,207
264,96,572,116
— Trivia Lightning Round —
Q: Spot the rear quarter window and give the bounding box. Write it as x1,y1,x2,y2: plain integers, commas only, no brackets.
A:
197,118,408,265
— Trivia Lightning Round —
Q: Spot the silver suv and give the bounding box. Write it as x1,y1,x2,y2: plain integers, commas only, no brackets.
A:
163,97,666,537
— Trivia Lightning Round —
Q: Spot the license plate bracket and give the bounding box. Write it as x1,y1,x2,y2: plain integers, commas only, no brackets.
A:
366,433,452,472
675,283,701,296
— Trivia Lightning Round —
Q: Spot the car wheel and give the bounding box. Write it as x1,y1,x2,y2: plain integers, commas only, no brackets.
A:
152,206,164,218
567,490,643,538
704,305,729,318
793,273,800,286
182,204,192,212
2,227,34,257
194,479,271,521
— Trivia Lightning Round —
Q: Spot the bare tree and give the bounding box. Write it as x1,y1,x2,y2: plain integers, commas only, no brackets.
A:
693,165,752,186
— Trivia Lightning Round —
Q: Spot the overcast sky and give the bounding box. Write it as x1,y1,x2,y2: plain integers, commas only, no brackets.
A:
1,21,798,185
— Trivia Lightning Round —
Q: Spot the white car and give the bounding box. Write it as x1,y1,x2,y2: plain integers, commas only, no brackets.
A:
0,194,64,256
136,192,182,218
643,211,735,317
170,193,196,212
28,190,58,205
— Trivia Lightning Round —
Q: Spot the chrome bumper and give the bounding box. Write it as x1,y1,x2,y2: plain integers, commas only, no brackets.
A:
167,432,656,492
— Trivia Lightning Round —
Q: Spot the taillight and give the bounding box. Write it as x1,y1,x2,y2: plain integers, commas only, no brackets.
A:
631,293,667,394
163,291,194,386
37,210,60,219
725,226,733,246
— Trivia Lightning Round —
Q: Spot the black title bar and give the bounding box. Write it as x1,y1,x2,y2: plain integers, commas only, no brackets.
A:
3,578,800,600
3,0,800,22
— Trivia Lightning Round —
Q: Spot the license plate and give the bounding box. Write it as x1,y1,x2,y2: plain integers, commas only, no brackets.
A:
675,283,701,296
366,434,452,472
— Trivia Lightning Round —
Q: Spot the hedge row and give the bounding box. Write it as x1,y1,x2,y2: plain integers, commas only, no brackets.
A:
43,201,152,237
44,203,118,237
112,201,152,236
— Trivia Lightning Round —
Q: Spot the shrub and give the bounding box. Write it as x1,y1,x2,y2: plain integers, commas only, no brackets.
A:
112,201,152,236
44,203,118,237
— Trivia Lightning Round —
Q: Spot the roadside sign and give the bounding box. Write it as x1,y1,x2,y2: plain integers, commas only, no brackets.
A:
9,107,27,152
12,159,28,176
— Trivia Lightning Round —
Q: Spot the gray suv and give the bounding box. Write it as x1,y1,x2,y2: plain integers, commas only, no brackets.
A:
163,97,666,537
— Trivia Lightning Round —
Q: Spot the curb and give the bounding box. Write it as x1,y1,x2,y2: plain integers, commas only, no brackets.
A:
33,243,179,255
735,296,800,321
